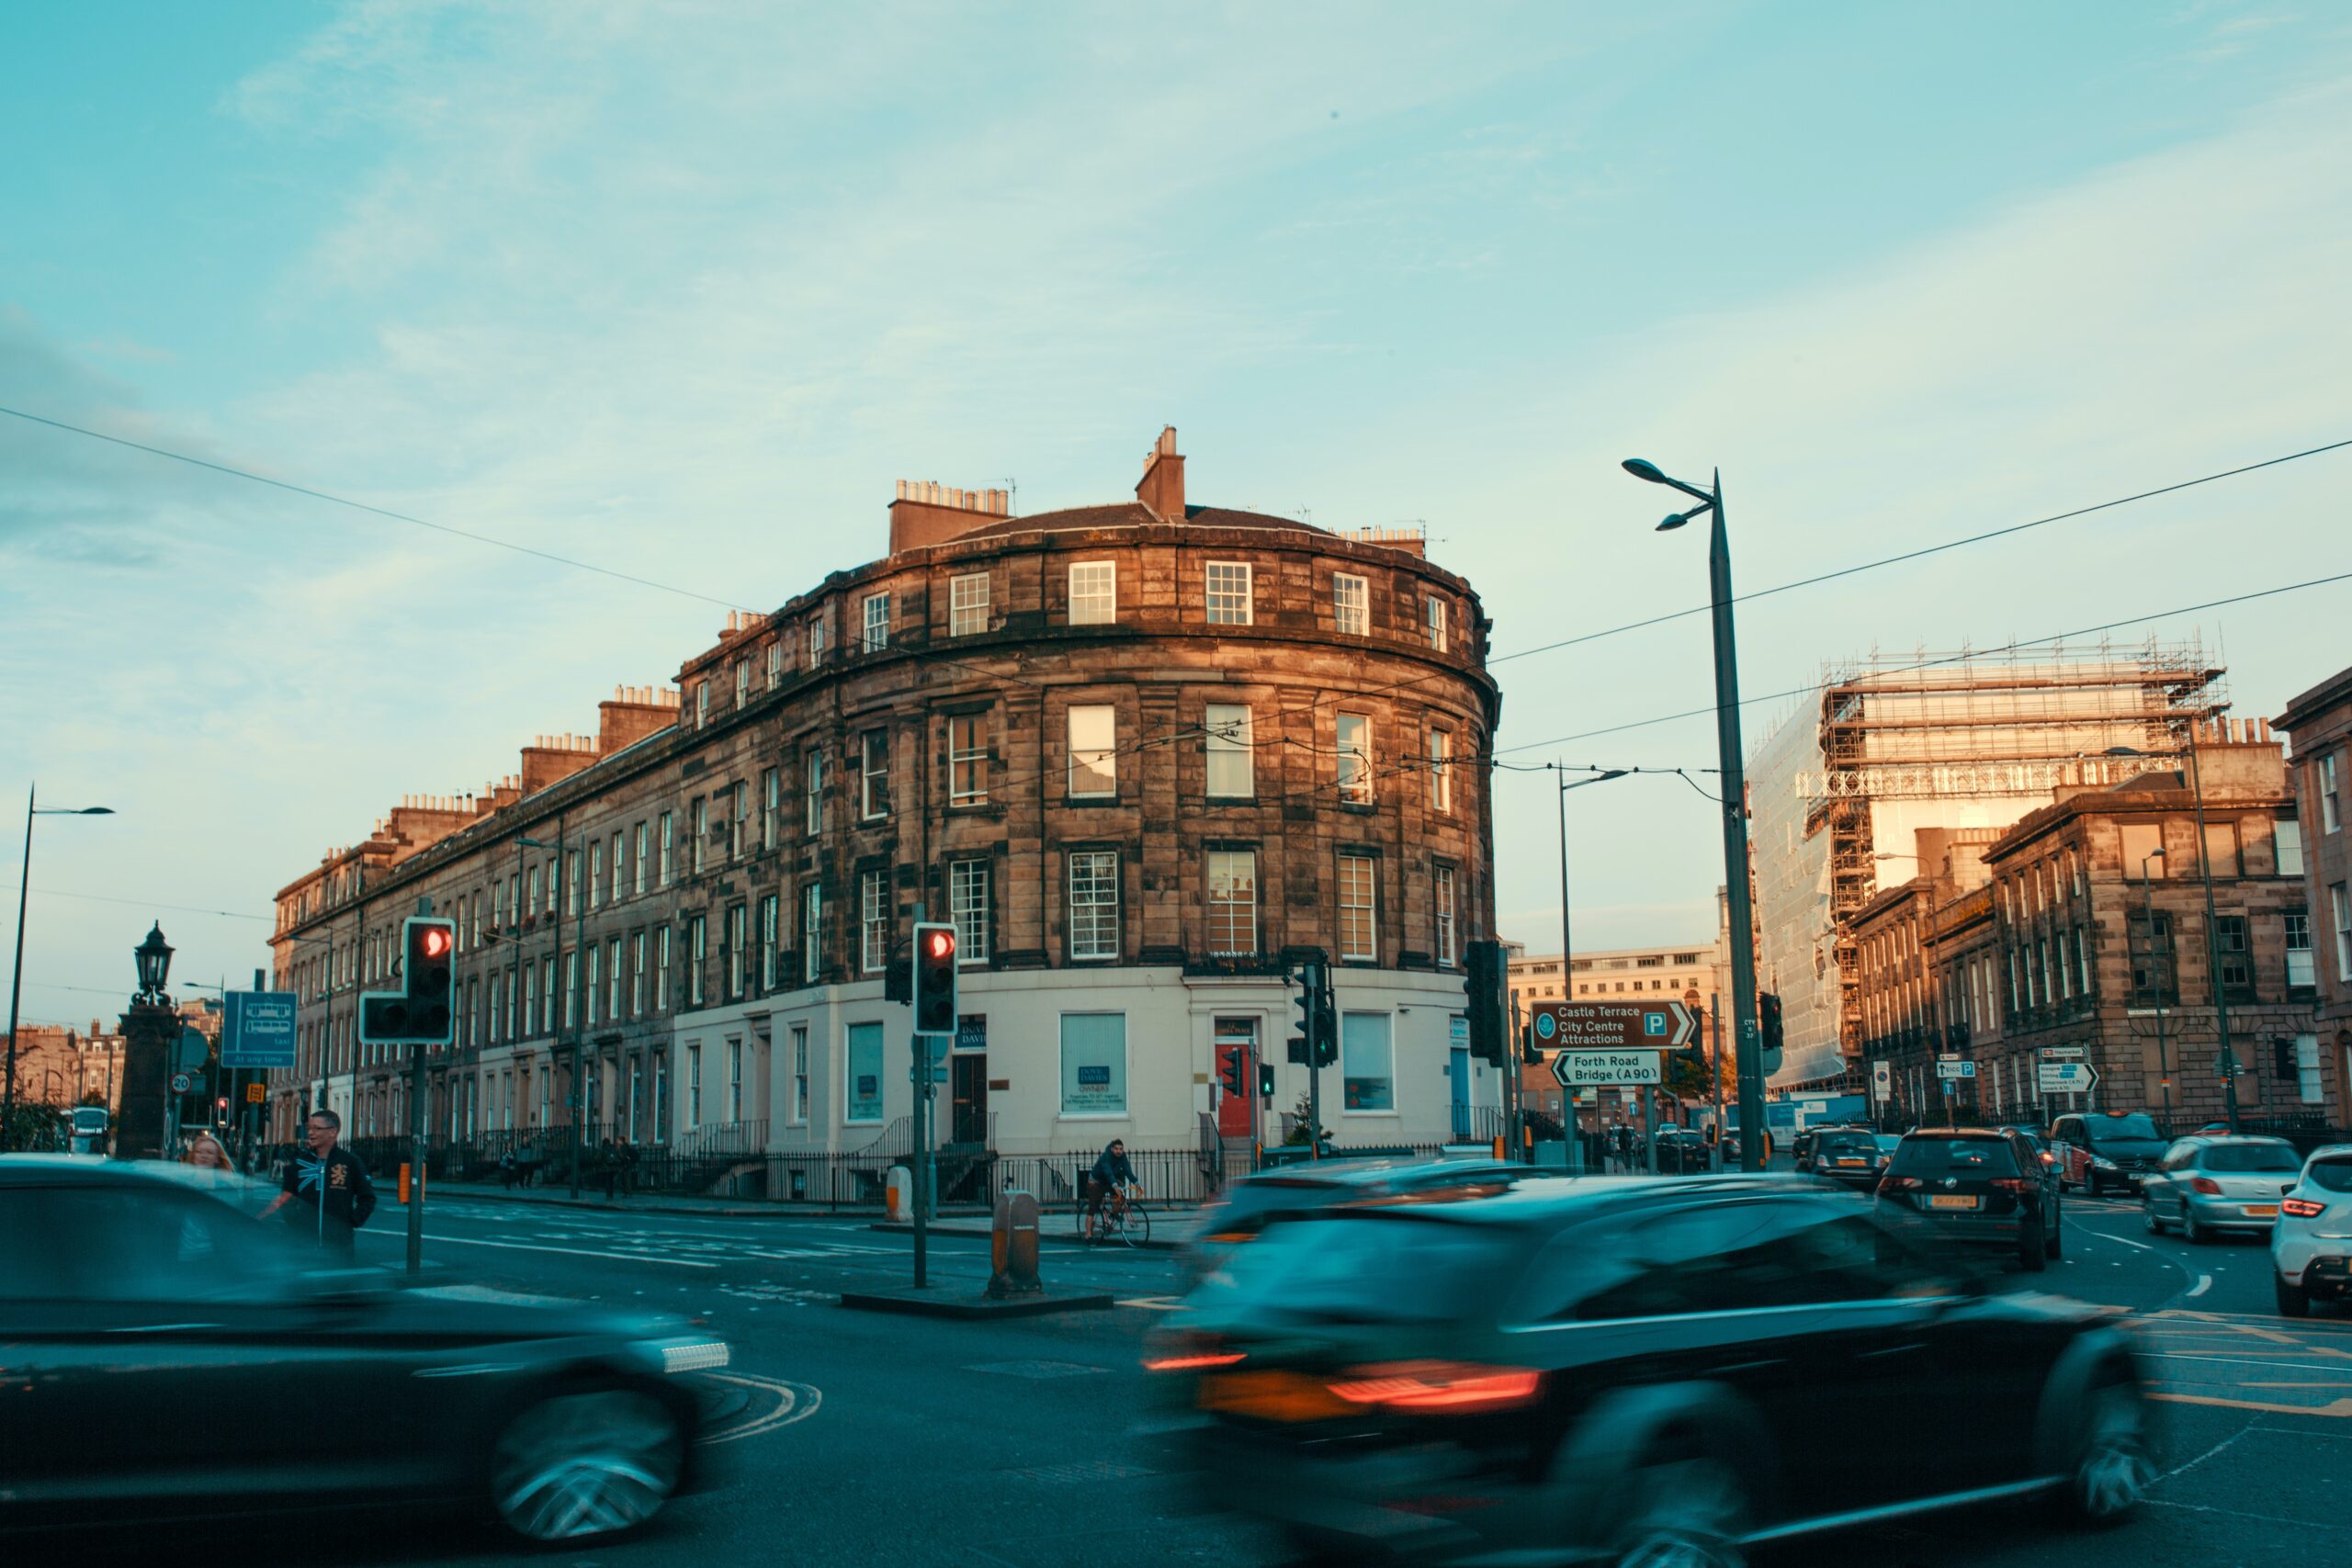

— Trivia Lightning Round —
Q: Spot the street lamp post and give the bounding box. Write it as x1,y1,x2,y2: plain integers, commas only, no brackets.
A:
1623,460,1766,1170
1555,766,1629,1170
2137,850,2173,1131
118,923,176,1160
4,785,115,1150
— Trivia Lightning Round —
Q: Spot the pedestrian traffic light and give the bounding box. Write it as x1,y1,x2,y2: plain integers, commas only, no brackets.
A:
1219,1053,1248,1099
1258,1063,1276,1098
1464,940,1504,1066
912,921,957,1035
361,915,458,1044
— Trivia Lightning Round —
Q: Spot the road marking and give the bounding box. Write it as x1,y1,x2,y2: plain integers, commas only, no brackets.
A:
2146,1496,2335,1529
2148,1350,2347,1372
2187,1274,2212,1298
2149,1391,2352,1416
1117,1294,1186,1311
424,1235,718,1268
698,1372,822,1443
2154,1421,2254,1482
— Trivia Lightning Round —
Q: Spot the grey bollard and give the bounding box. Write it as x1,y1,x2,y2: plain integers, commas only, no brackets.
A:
988,1187,1042,1298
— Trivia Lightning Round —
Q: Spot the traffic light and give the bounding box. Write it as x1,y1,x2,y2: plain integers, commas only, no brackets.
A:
1258,1063,1276,1098
1758,991,1782,1064
360,916,458,1044
1290,957,1321,1065
1464,940,1504,1066
1521,1022,1541,1066
1219,1052,1248,1099
912,921,957,1035
884,950,911,1005
1314,964,1338,1068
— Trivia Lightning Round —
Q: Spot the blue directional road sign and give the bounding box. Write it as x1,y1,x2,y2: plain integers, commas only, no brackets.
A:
222,991,298,1069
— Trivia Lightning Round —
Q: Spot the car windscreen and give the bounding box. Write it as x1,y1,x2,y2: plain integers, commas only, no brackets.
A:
1815,1133,1878,1155
2302,1159,2352,1193
1187,1213,1522,1324
1890,1137,2022,1179
2201,1142,2301,1173
2080,1113,2165,1153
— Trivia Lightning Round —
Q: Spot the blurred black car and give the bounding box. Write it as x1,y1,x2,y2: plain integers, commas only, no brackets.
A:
1876,1128,2064,1271
1152,1175,2152,1565
1182,1156,1537,1285
1804,1128,1888,1190
1653,1126,1713,1174
0,1157,727,1542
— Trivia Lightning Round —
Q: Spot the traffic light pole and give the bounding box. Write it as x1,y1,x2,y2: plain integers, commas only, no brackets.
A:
1702,478,1767,1173
406,1039,427,1275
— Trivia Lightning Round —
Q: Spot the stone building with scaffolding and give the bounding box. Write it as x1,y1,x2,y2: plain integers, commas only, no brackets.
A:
1748,640,2226,1089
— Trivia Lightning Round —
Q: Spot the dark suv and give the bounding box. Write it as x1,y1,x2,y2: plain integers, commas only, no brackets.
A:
1804,1128,1888,1190
1154,1176,2151,1564
1876,1128,2064,1270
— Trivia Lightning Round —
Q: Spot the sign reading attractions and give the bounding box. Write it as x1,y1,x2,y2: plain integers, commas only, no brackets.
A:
1528,999,1696,1053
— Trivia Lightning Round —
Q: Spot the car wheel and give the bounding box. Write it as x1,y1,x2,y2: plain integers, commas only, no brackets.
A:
491,1387,684,1542
1610,1452,1750,1568
2020,1228,2049,1272
2143,1199,2165,1235
2277,1275,2312,1318
2063,1382,2154,1527
2045,1213,2064,1260
2181,1210,2207,1246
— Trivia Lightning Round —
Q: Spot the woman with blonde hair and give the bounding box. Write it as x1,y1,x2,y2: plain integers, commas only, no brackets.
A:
184,1129,236,1175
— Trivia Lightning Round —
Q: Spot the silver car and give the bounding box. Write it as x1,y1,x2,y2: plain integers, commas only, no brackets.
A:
2273,1143,2352,1316
2140,1134,2302,1243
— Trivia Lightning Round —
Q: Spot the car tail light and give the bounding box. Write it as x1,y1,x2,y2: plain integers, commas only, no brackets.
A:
1144,1351,1247,1371
1989,1178,2032,1196
2188,1177,2223,1196
1879,1175,1920,1194
2282,1197,2326,1219
1814,1156,1830,1171
1327,1361,1543,1414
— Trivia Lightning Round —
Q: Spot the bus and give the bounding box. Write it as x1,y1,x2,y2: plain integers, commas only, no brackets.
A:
68,1106,109,1156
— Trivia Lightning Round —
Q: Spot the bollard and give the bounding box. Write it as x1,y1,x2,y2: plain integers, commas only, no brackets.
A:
886,1165,912,1224
987,1187,1042,1299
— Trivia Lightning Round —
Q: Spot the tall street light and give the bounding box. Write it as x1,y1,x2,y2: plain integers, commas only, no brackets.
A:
1555,767,1629,1167
2136,848,2173,1130
4,784,116,1149
1623,458,1767,1169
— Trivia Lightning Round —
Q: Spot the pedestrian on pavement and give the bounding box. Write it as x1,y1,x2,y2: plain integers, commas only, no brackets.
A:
618,1140,639,1197
498,1149,517,1190
259,1109,377,1258
599,1144,619,1201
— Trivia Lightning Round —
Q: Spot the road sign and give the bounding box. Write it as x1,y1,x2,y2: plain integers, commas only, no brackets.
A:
170,1072,193,1095
2039,1061,2098,1094
245,1082,266,1104
174,1028,210,1072
1529,999,1695,1053
1551,1050,1663,1088
222,991,298,1069
1935,1059,1977,1079
2041,1044,2087,1062
1871,1061,1892,1102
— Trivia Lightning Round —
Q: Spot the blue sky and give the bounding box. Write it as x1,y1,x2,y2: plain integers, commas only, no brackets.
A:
5,1,2351,1022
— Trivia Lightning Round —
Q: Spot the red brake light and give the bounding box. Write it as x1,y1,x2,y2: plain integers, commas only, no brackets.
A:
1328,1361,1542,1414
2282,1197,2325,1218
1879,1175,1921,1193
2188,1177,2223,1196
1990,1178,2032,1196
1144,1352,1246,1371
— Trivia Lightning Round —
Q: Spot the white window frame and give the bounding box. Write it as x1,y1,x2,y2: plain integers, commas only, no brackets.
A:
950,713,988,806
845,1021,885,1123
1205,705,1253,799
2296,1033,2324,1103
735,660,750,708
862,592,890,652
695,682,709,728
1340,1010,1396,1113
1435,863,1458,968
766,641,784,689
861,868,889,974
656,927,671,1011
1068,561,1116,626
1068,851,1120,962
950,859,990,965
1339,852,1378,962
789,1024,809,1125
1206,849,1257,957
1205,560,1252,626
2278,817,2305,877
861,729,889,820
1332,571,1368,637
802,882,822,985
2334,883,2352,984
686,1042,702,1129
688,914,707,1007
1423,594,1448,651
1069,705,1116,799
1337,713,1372,805
808,615,827,661
659,812,673,886
691,798,707,874
950,571,989,637
1427,728,1453,812
634,822,650,896
804,748,826,836
2325,753,2343,835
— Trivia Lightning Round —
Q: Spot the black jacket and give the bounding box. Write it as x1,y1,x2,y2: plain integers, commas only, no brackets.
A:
279,1144,377,1235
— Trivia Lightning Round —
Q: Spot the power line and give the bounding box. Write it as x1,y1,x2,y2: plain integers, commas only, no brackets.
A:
27,886,273,921
1493,567,2352,754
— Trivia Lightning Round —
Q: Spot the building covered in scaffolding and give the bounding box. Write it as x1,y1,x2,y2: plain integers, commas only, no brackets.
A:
1748,638,2225,1089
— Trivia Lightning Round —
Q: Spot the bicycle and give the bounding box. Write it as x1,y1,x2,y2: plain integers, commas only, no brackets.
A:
1081,1182,1152,1247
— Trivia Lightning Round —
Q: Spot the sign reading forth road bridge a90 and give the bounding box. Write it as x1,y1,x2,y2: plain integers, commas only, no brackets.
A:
1529,998,1697,1055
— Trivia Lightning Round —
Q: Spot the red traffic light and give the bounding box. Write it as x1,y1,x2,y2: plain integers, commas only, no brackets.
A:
419,925,453,959
926,930,956,959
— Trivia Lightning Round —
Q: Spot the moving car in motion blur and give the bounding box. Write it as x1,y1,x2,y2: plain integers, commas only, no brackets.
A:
1653,1125,1713,1174
2048,1111,2169,1196
1803,1128,1886,1190
0,1156,726,1543
1875,1128,2064,1271
2138,1134,2301,1244
1180,1156,1534,1286
1150,1175,2150,1566
2273,1143,2352,1316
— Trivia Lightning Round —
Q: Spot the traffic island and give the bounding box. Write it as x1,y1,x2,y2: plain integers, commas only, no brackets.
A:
836,1285,1115,1320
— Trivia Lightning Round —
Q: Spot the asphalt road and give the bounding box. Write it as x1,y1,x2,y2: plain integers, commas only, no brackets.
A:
203,1186,2352,1567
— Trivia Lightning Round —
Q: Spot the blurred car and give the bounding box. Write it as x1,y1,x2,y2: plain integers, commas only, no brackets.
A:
1150,1175,2153,1564
0,1156,726,1542
2048,1111,2169,1196
1875,1127,2064,1270
2000,1126,2059,1175
1653,1126,1713,1174
1874,1133,1901,1169
1804,1128,1887,1190
1181,1156,1535,1285
2272,1144,2352,1317
2139,1135,2302,1244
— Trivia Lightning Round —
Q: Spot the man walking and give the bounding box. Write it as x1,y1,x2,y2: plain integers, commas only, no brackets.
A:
259,1108,377,1258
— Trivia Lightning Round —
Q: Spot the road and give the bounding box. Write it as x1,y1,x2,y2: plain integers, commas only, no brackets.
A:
278,1186,2349,1566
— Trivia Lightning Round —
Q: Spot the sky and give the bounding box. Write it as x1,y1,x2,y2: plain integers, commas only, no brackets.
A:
5,0,2351,1026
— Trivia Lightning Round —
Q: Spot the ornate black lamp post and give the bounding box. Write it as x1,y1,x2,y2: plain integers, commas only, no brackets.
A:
116,923,176,1160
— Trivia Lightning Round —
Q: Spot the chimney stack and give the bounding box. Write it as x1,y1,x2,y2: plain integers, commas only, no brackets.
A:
1136,425,1184,522
888,478,1012,556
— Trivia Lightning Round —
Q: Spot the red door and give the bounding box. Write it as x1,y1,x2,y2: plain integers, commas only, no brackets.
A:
1216,1041,1253,1137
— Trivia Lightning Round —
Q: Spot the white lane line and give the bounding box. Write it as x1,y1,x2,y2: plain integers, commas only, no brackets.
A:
424,1235,718,1268
698,1372,823,1443
2187,1274,2213,1298
2148,1350,2346,1372
2154,1420,2256,1483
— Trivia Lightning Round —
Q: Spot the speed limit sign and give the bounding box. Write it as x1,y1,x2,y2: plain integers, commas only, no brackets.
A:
170,1072,193,1094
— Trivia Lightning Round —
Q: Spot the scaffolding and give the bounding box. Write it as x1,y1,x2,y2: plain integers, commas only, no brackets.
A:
1750,637,2224,1085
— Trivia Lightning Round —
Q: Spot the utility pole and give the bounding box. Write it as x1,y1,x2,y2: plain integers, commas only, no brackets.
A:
2183,732,2242,1133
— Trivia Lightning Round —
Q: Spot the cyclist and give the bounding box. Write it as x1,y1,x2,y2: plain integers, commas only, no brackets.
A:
1084,1138,1136,1242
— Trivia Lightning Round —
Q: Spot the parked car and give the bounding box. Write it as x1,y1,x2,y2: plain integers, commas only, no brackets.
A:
2272,1144,2352,1317
2139,1135,2302,1244
1875,1127,2064,1270
0,1156,727,1542
1151,1175,2153,1564
1180,1156,1534,1285
1654,1126,1713,1173
1804,1128,1888,1190
2048,1111,2170,1195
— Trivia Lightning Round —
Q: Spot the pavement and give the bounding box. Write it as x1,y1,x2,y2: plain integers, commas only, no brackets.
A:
156,1181,2352,1567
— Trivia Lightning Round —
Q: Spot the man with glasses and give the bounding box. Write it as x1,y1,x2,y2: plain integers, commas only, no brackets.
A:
258,1109,377,1258
1083,1138,1136,1243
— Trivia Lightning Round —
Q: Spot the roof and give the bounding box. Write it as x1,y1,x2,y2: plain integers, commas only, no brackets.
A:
2277,663,2352,734
948,501,1331,544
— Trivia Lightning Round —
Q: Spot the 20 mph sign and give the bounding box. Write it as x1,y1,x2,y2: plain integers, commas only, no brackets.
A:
1529,999,1697,1053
